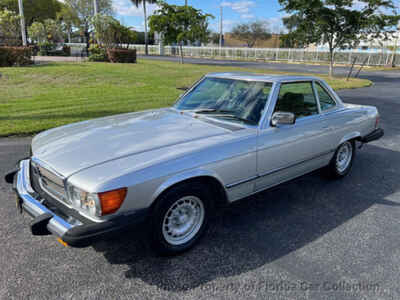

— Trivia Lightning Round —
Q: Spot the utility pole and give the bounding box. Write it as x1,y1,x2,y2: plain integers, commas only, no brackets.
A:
219,4,223,48
18,0,27,46
93,0,98,15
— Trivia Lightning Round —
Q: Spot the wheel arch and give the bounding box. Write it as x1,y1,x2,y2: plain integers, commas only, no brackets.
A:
150,170,229,213
339,131,361,145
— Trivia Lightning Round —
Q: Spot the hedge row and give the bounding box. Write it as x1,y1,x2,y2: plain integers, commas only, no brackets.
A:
89,45,137,63
0,47,32,67
107,48,137,63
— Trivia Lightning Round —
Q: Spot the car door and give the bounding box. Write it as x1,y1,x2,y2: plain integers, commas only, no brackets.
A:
255,81,331,192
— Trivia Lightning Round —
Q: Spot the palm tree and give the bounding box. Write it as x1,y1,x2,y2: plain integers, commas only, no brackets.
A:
130,0,157,55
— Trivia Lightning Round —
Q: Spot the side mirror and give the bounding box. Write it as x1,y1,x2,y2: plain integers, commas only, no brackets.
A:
271,112,296,126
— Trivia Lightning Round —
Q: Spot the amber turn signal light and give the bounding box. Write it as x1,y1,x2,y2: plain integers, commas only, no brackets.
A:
98,188,127,215
57,238,68,247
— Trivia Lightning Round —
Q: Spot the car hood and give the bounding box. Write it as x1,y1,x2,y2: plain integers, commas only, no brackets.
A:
32,108,234,177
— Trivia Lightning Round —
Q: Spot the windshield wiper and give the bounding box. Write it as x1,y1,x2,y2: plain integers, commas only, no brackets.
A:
210,114,257,125
192,108,235,114
184,109,256,125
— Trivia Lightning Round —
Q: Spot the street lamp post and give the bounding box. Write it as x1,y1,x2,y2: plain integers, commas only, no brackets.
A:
93,0,99,16
93,0,98,15
219,4,223,48
18,0,27,46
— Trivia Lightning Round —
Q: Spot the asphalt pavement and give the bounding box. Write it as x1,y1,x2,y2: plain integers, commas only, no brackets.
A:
1,57,400,300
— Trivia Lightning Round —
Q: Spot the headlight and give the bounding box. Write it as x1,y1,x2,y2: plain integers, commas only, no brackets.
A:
67,184,127,217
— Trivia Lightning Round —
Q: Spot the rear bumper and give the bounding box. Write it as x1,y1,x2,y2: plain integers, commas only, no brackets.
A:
361,128,384,143
9,159,148,247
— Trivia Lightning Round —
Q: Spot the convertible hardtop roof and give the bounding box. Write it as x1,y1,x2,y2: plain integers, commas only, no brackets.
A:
205,72,321,83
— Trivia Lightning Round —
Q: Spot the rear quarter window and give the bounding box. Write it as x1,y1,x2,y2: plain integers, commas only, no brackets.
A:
315,82,336,111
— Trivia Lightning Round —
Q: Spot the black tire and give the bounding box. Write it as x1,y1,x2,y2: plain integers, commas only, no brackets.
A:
327,140,356,179
150,182,211,256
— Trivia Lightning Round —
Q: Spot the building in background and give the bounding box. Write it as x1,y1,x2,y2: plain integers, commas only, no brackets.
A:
216,33,281,48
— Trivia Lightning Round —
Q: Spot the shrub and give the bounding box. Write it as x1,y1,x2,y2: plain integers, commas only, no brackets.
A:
107,48,137,63
62,45,71,56
29,45,39,56
38,42,54,56
0,47,32,67
88,44,109,62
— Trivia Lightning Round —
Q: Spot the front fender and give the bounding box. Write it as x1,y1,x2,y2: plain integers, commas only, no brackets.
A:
151,168,226,204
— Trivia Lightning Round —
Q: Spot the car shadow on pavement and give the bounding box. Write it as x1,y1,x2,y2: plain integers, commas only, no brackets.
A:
92,143,400,292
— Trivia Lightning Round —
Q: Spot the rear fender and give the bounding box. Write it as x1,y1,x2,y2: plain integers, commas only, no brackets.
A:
339,132,361,145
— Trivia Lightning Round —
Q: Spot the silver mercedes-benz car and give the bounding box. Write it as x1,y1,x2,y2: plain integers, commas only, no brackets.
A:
6,73,384,255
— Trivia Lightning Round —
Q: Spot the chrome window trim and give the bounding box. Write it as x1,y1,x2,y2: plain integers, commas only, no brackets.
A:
261,80,321,129
313,80,338,112
312,81,322,114
316,79,344,107
259,82,279,130
174,76,275,129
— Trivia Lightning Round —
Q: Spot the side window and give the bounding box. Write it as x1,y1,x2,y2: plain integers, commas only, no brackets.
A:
274,82,318,119
315,82,336,111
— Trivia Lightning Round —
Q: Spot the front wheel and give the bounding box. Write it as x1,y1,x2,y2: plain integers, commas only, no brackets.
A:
327,140,356,178
150,183,210,256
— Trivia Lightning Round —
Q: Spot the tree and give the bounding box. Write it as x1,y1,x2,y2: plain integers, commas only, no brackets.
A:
28,19,63,43
208,32,220,45
91,15,137,48
63,0,113,50
279,0,400,77
27,22,46,44
135,31,155,44
130,0,157,56
57,5,80,42
0,0,62,27
0,9,20,45
280,15,306,48
231,21,272,48
149,1,213,63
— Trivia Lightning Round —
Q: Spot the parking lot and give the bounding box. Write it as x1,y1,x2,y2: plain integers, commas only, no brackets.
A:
1,60,399,300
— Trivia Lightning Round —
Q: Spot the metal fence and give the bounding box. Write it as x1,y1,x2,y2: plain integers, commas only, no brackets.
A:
130,45,399,66
66,43,399,66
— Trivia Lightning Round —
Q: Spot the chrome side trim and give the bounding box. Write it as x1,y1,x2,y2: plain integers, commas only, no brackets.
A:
258,149,335,178
225,175,258,189
225,149,335,189
16,160,76,237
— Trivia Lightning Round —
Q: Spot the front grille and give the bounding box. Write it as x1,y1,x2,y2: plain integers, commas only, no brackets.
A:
30,160,69,204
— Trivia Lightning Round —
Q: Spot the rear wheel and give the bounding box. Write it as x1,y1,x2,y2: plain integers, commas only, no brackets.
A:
150,182,211,256
327,140,355,178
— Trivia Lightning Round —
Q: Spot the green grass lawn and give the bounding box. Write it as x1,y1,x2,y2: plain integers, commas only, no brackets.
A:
0,59,371,136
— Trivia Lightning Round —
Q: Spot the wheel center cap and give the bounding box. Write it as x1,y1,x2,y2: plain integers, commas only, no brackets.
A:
179,214,188,224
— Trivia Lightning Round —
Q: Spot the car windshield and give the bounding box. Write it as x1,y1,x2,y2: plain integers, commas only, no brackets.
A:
175,77,273,125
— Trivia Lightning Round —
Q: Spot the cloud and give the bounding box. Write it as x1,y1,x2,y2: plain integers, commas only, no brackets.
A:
221,1,255,14
210,19,238,33
241,13,255,19
113,0,159,17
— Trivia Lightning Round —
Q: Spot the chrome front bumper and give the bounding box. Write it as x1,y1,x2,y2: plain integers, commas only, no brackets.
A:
12,159,148,247
15,159,76,238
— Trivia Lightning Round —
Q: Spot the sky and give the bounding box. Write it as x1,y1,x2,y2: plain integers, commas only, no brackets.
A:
113,0,288,33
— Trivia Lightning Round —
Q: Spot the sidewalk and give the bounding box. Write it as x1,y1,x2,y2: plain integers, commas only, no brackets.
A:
33,56,88,63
